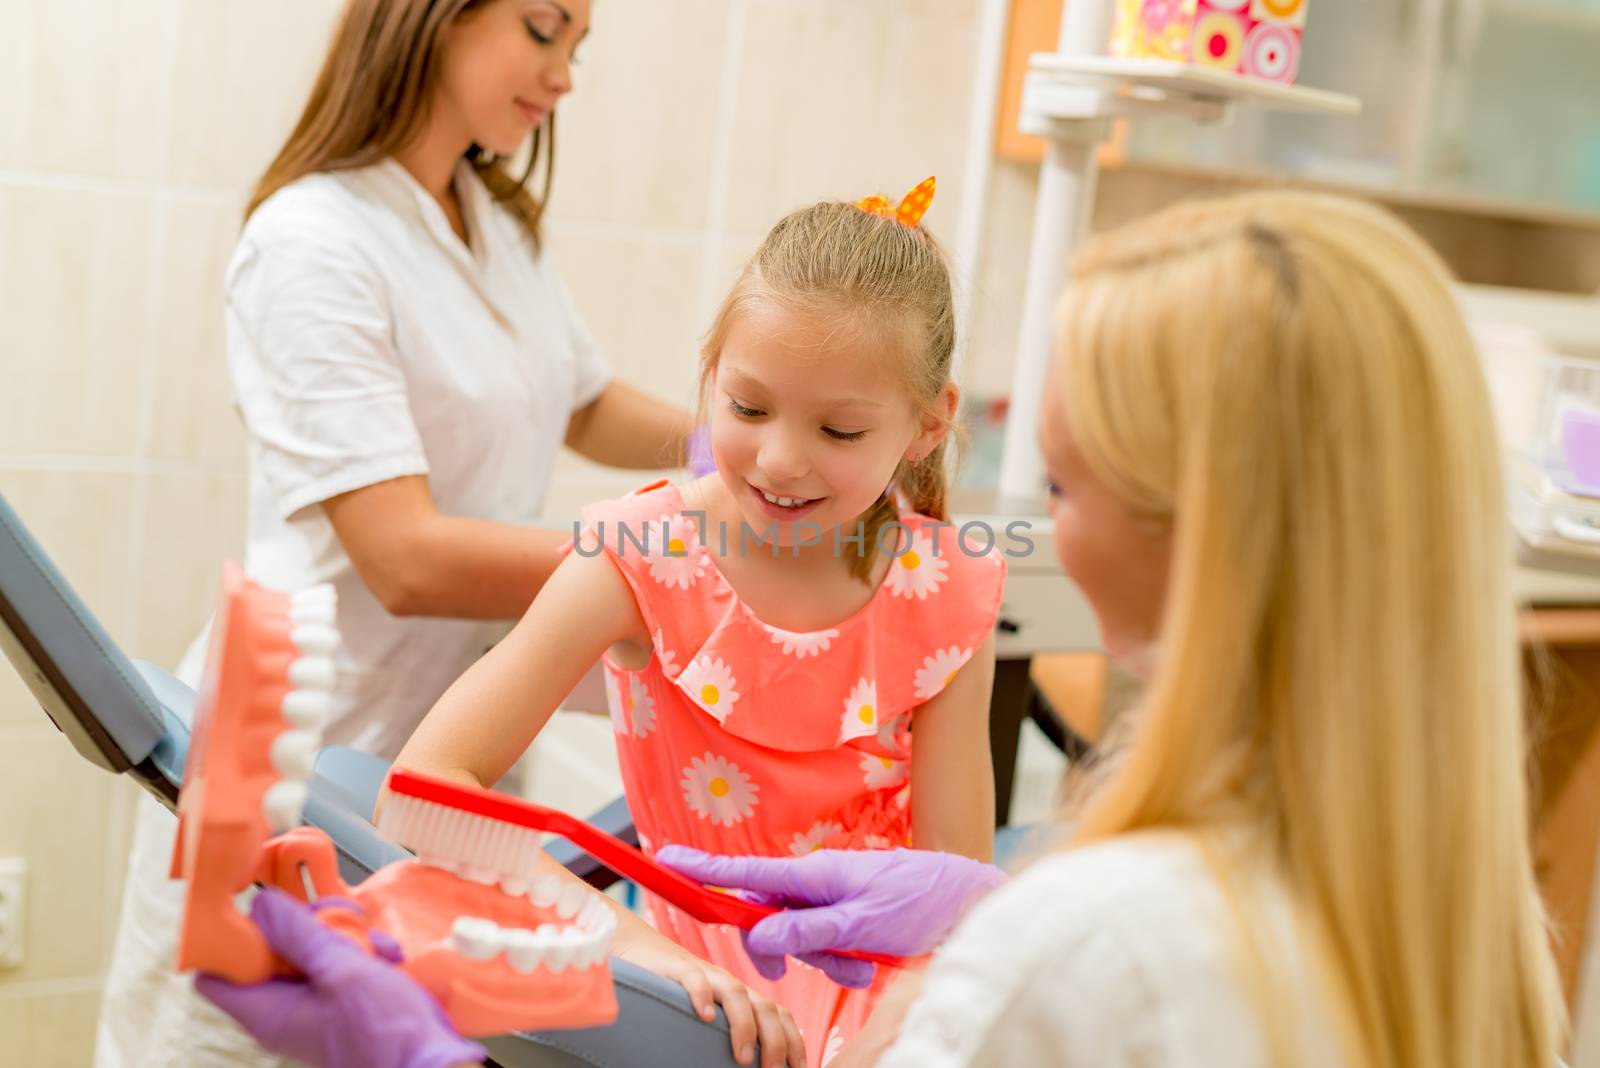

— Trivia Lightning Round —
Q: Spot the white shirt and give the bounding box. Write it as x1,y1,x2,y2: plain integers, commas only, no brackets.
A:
878,833,1344,1067
177,158,610,758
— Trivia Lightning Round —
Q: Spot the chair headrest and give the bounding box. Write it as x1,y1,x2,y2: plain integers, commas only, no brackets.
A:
0,492,168,777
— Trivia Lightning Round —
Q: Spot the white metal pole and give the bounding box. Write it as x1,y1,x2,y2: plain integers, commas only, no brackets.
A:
995,0,1116,504
952,0,1013,388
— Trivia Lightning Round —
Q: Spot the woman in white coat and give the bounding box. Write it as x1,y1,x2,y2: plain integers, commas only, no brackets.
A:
95,2,792,1065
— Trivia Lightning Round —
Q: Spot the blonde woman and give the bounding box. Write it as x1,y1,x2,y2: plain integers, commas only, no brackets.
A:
193,192,1566,1066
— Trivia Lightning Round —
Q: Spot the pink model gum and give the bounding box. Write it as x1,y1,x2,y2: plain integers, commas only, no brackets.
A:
171,564,618,1036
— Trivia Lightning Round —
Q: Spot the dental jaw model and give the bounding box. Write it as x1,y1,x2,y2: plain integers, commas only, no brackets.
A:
171,564,618,1035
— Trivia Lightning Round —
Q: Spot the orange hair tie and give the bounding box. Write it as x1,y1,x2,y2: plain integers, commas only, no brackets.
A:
857,176,936,228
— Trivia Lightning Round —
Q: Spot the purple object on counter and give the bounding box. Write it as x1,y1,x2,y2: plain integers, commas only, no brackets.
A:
1559,410,1600,498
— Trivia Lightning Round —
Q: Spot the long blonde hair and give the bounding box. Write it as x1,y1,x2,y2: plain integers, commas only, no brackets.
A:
701,201,959,581
1056,191,1565,1066
246,0,553,245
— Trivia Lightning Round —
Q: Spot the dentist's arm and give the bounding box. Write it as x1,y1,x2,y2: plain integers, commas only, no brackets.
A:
565,381,695,469
322,388,692,623
322,475,575,620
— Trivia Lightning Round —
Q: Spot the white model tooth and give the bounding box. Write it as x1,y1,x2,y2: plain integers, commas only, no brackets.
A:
502,927,542,974
501,875,531,897
290,623,340,656
530,875,562,908
289,601,336,626
262,780,309,833
450,917,504,962
551,927,588,972
288,656,335,689
574,931,605,969
556,884,587,920
578,900,610,931
269,729,320,779
281,690,331,730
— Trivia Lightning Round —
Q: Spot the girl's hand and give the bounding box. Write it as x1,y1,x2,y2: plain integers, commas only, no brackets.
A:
614,937,806,1068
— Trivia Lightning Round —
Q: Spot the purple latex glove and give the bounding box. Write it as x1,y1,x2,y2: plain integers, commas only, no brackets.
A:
194,888,486,1068
657,846,1008,989
688,424,716,477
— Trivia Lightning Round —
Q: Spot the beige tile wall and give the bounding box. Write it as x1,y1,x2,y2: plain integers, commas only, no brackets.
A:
6,0,1598,1060
0,0,344,1057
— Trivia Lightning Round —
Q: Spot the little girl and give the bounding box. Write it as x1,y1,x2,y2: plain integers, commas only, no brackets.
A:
392,180,1006,1068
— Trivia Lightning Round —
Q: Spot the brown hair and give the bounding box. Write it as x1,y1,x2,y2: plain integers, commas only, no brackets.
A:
245,0,553,246
701,201,960,582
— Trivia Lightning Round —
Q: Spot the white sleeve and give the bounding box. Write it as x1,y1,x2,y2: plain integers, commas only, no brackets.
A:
225,227,430,521
550,271,612,412
874,855,1165,1068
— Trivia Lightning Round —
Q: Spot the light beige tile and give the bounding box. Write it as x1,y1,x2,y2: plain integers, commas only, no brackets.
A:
721,1,896,236
965,160,1038,398
134,471,246,670
164,0,344,189
0,185,157,458
0,733,119,985
556,0,730,233
0,0,178,180
700,237,756,330
144,195,249,469
545,231,707,406
0,469,140,729
0,985,103,1065
878,0,984,237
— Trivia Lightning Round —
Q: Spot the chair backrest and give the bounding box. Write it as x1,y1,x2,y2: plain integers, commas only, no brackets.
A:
0,492,175,801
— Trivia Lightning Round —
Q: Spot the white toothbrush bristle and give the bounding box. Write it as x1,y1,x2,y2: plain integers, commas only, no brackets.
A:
377,791,545,888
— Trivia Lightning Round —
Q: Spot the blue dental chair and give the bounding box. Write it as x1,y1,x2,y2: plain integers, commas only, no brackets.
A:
0,491,748,1068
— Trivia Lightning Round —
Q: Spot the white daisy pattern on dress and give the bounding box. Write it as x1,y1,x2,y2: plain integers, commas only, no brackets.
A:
883,529,949,600
602,669,629,735
913,646,972,701
763,623,840,660
680,753,759,827
628,675,657,737
863,834,893,850
860,752,909,791
645,513,707,590
789,819,844,856
678,656,741,723
653,629,679,678
822,1026,845,1067
838,677,879,743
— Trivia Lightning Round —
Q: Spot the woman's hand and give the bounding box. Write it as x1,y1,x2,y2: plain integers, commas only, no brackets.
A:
613,935,806,1068
194,889,486,1068
656,846,1008,987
